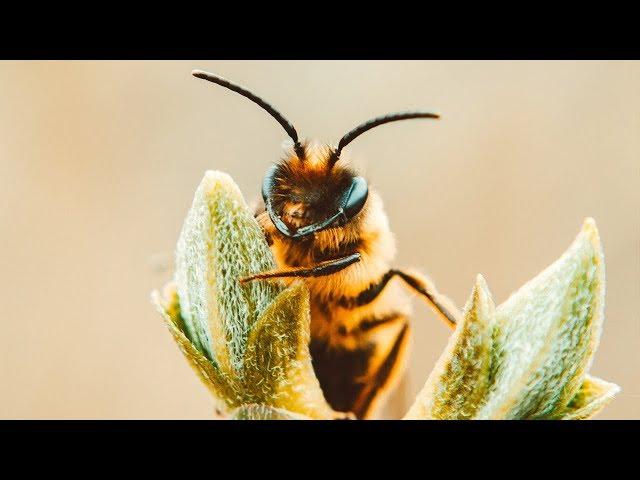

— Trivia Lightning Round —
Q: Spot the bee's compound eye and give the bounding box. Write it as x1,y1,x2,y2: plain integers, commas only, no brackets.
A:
262,165,279,202
343,176,369,221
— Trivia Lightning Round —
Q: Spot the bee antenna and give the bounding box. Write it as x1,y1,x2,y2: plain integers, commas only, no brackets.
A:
328,111,440,169
192,69,306,160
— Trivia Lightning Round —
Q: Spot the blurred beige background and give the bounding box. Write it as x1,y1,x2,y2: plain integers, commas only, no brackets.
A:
0,61,638,419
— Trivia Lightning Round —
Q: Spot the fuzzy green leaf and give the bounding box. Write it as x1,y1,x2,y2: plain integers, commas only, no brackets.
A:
232,404,311,420
174,171,283,373
242,282,338,419
151,283,239,412
477,218,609,419
405,275,495,419
155,171,338,419
407,218,618,420
557,375,620,420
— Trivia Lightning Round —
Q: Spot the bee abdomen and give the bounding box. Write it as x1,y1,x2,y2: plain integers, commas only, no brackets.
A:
309,337,375,414
311,318,411,418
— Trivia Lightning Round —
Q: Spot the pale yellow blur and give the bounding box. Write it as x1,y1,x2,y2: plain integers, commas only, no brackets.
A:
0,61,637,419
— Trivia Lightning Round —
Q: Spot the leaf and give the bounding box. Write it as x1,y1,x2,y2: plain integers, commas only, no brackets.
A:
157,172,339,419
407,218,618,420
242,282,338,419
476,218,607,419
232,404,311,420
151,282,239,412
405,275,495,419
557,375,620,420
174,171,283,373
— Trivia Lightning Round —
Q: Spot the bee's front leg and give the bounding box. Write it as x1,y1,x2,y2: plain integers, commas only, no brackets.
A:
239,253,361,283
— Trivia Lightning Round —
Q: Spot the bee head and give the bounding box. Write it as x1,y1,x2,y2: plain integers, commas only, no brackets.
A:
192,69,439,239
261,145,369,238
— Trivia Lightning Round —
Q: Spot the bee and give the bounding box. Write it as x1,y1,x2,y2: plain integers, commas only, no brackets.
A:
192,70,461,419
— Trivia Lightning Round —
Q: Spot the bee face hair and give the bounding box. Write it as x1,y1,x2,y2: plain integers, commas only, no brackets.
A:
265,147,363,231
192,70,440,239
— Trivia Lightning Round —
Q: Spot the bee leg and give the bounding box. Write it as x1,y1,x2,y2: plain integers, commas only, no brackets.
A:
351,321,411,419
239,252,361,283
341,268,460,329
393,269,460,329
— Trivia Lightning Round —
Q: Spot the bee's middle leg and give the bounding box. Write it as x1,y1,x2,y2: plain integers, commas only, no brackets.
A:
341,269,460,329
